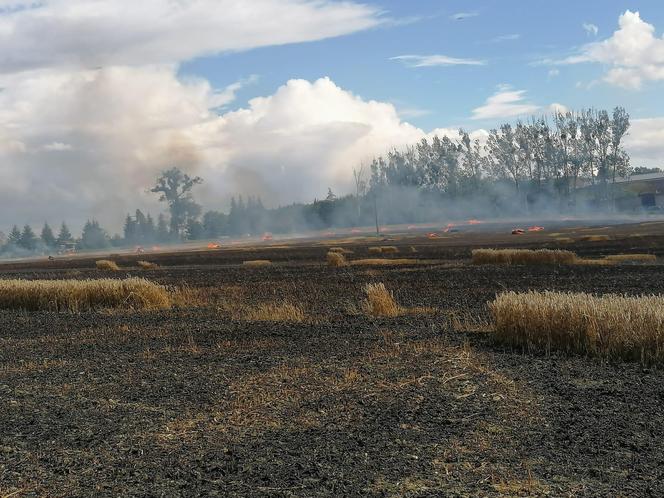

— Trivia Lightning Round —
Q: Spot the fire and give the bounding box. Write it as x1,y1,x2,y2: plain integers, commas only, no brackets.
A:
528,226,545,232
207,242,221,249
443,223,457,233
467,219,482,225
262,233,273,241
427,232,439,238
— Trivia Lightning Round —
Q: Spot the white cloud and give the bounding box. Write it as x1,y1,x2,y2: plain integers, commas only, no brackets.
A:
0,0,384,73
451,12,478,21
548,68,560,78
490,34,520,43
564,11,664,89
471,86,541,120
43,142,73,151
582,22,599,36
548,103,569,114
0,72,432,230
391,55,486,67
625,118,664,166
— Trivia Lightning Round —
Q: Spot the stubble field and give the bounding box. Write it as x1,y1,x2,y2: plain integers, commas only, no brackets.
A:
2,219,664,497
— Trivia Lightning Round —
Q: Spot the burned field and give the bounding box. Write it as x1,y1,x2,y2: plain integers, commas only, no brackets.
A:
2,221,664,497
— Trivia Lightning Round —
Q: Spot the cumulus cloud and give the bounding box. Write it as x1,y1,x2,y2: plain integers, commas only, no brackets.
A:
471,86,541,120
391,55,486,67
625,118,664,166
0,72,434,230
564,11,664,89
0,0,384,73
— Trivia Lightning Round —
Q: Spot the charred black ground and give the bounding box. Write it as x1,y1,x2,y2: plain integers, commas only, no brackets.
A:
1,220,664,497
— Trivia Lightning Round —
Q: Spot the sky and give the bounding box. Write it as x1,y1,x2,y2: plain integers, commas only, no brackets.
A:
1,0,664,233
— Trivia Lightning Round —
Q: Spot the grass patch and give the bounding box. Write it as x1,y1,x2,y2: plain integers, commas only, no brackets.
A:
368,246,383,255
352,258,420,266
0,277,171,311
243,260,272,268
472,248,577,266
137,260,160,270
362,283,401,317
327,251,348,267
96,259,120,271
604,254,657,263
490,290,664,365
245,302,305,322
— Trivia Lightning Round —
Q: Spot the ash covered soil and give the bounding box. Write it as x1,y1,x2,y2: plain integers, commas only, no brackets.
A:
2,224,664,497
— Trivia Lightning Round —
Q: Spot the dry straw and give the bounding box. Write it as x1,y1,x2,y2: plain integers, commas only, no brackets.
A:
242,260,272,267
472,248,577,266
327,251,348,267
96,260,120,271
362,282,401,317
137,260,160,270
352,258,419,266
368,246,399,255
604,254,656,263
245,302,305,322
328,247,353,254
0,277,171,312
490,290,664,365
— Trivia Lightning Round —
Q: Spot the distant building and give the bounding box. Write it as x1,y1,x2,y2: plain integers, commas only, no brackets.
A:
577,172,664,212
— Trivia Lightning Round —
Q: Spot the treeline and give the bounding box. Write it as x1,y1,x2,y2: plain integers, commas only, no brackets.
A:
1,106,652,258
367,107,632,219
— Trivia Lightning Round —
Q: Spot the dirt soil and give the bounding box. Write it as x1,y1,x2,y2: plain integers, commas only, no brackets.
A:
1,221,664,497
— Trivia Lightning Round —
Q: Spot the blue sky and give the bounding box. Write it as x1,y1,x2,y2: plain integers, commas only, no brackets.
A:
181,0,664,131
1,0,664,230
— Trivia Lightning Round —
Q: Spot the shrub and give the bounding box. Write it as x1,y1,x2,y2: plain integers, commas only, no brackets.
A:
327,251,348,267
96,260,120,271
0,277,171,311
137,260,160,270
243,260,272,267
490,290,664,365
471,248,577,266
368,246,383,255
246,302,305,322
362,283,401,317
